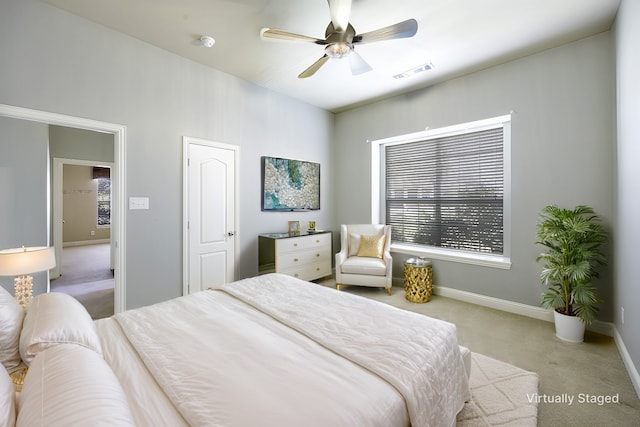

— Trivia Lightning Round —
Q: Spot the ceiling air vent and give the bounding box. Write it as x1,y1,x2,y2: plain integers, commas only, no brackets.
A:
393,62,434,79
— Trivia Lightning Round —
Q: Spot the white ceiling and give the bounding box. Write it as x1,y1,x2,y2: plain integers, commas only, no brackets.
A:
41,0,620,112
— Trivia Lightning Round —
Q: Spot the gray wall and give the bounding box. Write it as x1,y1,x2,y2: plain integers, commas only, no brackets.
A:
61,164,111,243
333,33,616,321
0,0,334,309
614,0,640,384
49,125,115,163
0,117,50,295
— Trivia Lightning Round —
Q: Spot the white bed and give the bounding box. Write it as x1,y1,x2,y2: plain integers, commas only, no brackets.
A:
5,273,470,427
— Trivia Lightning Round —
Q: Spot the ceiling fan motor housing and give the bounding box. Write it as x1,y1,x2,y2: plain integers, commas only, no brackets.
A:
324,22,355,58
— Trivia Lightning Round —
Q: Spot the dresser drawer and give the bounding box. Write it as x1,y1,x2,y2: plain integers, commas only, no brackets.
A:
277,248,331,270
276,233,331,253
276,237,304,254
304,232,332,248
281,260,332,282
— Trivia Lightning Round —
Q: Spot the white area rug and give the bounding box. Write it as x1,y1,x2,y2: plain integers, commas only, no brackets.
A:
457,353,539,426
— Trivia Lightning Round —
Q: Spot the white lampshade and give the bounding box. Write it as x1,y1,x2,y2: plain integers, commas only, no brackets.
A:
0,246,56,276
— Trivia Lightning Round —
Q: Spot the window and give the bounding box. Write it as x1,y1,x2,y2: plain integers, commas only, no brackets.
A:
93,167,111,227
372,115,511,268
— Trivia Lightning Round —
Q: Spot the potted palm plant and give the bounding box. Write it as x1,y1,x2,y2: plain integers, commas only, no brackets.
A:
535,205,608,342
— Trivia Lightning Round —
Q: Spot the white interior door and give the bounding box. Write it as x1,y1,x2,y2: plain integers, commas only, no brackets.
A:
183,137,238,294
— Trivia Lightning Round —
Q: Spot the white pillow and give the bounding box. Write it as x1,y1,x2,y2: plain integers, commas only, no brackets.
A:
348,233,361,257
16,344,135,427
0,364,16,427
0,286,24,371
20,292,102,365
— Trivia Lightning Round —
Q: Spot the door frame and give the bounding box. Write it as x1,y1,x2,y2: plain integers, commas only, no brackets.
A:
182,136,239,295
52,158,115,278
0,103,127,314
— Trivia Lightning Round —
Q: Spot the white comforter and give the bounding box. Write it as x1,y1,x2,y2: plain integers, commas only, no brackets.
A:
106,274,469,427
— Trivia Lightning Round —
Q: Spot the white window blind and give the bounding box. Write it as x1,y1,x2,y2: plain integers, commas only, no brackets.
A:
385,126,504,255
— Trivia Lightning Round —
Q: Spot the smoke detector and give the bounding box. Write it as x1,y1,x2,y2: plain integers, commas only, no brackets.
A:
199,36,215,48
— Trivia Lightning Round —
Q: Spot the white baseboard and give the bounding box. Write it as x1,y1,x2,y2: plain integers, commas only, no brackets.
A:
427,284,614,337
614,328,640,399
63,239,110,247
392,277,616,336
392,277,555,321
588,319,615,336
432,285,553,322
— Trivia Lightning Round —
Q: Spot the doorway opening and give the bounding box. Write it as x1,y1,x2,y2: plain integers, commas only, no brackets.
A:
50,160,115,319
0,103,126,314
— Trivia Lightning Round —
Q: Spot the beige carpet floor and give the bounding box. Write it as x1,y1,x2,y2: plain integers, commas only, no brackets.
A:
49,243,114,319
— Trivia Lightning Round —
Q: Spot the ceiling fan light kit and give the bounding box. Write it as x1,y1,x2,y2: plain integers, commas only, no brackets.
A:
260,0,418,78
325,42,352,58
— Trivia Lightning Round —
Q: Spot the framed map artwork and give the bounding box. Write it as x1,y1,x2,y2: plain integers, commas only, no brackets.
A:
261,156,320,211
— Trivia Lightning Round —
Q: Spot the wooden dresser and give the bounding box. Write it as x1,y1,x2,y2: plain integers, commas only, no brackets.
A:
258,231,332,281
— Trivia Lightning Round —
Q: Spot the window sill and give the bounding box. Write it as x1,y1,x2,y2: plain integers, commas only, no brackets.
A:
391,243,511,270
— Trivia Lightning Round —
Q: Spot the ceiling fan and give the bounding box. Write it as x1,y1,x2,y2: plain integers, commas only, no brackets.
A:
260,0,418,78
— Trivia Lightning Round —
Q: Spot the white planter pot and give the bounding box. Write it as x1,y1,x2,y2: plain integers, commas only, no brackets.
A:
553,310,585,343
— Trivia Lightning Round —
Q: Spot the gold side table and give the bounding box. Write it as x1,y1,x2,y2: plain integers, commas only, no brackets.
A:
404,257,432,303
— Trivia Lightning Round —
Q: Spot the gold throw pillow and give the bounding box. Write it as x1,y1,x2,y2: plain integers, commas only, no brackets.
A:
357,234,386,258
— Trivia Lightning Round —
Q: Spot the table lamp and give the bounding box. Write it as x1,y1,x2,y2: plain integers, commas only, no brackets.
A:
0,246,56,308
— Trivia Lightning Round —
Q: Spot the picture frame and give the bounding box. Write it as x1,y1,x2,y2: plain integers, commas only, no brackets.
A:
261,156,320,211
288,221,300,236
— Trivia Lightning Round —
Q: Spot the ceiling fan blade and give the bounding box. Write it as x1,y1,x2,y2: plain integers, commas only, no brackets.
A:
349,51,372,76
298,55,330,78
327,0,352,33
260,28,326,44
353,18,418,44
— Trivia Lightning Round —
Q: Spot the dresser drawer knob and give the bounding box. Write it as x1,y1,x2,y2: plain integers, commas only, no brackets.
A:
294,258,299,262
316,253,320,257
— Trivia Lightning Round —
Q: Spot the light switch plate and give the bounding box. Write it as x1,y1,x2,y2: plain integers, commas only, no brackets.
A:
129,197,149,210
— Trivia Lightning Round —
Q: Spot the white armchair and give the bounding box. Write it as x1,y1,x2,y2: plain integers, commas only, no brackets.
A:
335,224,393,295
